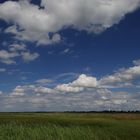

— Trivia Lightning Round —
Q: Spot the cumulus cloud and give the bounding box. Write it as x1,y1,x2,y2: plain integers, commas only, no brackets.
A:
34,86,57,94
9,43,27,52
55,74,97,93
56,84,84,93
21,51,39,62
0,43,39,64
11,86,26,96
10,84,57,97
54,63,140,92
0,0,140,44
0,50,19,64
32,62,140,94
71,74,97,88
99,65,140,87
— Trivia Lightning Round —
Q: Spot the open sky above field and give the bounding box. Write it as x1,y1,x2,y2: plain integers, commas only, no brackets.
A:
0,0,140,111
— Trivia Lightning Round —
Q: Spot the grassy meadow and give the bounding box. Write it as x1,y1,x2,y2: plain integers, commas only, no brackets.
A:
0,113,139,140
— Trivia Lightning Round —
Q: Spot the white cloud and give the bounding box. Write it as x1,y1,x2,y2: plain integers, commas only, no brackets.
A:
0,0,140,44
11,86,26,96
111,99,127,105
21,51,39,62
0,45,39,64
0,50,19,64
9,43,27,52
56,84,84,93
55,74,97,93
54,63,140,92
2,89,140,111
10,84,57,96
71,74,97,88
34,86,56,94
99,65,140,87
51,34,61,43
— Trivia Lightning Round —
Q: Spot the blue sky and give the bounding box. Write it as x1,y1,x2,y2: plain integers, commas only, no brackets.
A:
0,0,140,111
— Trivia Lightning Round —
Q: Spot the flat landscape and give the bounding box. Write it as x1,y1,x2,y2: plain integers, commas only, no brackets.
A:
0,113,140,140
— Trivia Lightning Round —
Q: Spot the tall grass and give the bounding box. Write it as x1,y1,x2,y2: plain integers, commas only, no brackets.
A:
0,113,139,140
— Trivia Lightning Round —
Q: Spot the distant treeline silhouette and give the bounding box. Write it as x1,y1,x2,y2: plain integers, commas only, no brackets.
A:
0,111,140,113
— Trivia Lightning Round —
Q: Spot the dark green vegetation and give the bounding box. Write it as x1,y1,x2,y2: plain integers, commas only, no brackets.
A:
0,113,140,140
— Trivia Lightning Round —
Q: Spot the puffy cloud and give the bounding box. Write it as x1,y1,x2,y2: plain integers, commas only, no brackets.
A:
72,74,97,88
0,50,19,64
34,86,56,94
41,0,140,33
21,51,39,62
1,43,38,66
11,86,26,96
99,65,140,87
10,85,57,96
55,74,97,93
0,43,39,64
56,84,84,93
9,43,27,52
54,62,140,93
0,0,140,44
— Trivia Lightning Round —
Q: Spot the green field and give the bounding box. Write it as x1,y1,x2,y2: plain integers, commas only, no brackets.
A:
0,113,140,140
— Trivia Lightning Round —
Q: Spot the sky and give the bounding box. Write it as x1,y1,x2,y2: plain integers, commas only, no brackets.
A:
0,0,140,112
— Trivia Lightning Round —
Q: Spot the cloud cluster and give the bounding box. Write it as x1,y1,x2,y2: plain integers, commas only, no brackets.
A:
0,0,140,44
21,52,39,62
1,60,140,111
0,50,19,64
0,43,39,64
55,74,97,93
11,85,26,96
1,89,140,112
7,60,140,96
99,65,140,88
10,85,57,96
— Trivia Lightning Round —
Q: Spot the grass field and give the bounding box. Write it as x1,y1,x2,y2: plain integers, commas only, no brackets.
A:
0,113,139,140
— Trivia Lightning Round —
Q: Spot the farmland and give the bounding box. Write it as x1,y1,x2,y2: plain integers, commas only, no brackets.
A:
0,113,140,140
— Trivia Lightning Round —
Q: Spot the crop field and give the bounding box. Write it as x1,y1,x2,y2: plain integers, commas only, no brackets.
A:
0,113,139,140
